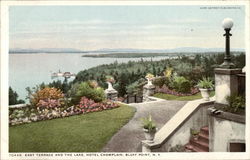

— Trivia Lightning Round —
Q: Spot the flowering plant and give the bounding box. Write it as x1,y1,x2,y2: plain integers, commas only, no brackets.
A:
37,98,62,109
164,68,173,79
30,87,64,107
78,97,119,113
106,76,115,83
145,73,155,81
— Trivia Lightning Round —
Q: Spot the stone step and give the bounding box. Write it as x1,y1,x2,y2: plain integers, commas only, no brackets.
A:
185,144,208,152
198,133,209,143
200,126,209,135
190,138,209,152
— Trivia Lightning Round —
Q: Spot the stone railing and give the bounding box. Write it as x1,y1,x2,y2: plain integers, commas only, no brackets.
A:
207,107,245,152
141,97,215,152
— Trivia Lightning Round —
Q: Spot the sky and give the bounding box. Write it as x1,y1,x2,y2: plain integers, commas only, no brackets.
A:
9,5,246,50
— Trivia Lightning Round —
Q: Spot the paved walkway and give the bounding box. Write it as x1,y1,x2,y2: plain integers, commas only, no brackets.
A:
102,98,187,152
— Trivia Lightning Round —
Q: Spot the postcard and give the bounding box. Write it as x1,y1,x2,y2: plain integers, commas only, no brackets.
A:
1,0,249,160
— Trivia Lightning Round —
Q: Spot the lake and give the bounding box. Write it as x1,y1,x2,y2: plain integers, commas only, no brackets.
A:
9,53,170,101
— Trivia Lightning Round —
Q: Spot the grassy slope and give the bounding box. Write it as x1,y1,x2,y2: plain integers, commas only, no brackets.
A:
9,104,135,152
153,91,215,101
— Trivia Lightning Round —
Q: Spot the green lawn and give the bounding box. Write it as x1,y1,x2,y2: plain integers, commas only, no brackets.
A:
153,91,215,101
9,104,135,152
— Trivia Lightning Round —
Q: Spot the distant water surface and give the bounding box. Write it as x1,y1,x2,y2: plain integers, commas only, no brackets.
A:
9,53,169,101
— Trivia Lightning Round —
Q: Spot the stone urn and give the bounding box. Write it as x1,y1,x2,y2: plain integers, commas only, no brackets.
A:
143,128,156,143
199,88,210,101
107,82,115,90
147,78,153,86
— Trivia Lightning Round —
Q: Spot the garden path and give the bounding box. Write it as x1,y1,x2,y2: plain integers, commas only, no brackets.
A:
101,98,187,152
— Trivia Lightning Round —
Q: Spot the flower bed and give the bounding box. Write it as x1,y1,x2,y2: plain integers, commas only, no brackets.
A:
155,84,199,96
9,97,119,126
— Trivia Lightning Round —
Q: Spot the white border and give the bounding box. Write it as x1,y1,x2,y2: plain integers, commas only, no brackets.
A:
1,1,250,160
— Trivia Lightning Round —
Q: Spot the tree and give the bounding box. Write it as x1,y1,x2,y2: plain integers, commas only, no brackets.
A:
116,73,128,97
9,87,25,105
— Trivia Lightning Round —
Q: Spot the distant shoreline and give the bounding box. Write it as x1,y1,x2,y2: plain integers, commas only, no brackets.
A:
81,51,244,58
9,51,245,58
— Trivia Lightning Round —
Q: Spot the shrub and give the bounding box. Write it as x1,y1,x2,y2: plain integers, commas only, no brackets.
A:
153,76,169,88
29,87,64,107
69,82,105,104
170,76,191,93
197,77,214,89
226,94,245,113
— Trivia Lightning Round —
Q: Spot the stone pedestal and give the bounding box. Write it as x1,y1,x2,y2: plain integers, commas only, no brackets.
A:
143,84,155,102
214,68,242,105
105,89,118,101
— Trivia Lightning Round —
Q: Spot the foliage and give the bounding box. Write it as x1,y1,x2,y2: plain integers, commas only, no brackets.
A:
153,76,169,88
74,52,245,98
9,87,25,105
190,66,205,84
164,67,173,79
169,145,186,152
170,76,191,93
48,80,71,94
88,80,99,88
197,77,214,89
9,104,135,152
145,73,154,80
115,72,129,97
141,115,156,132
126,81,141,96
68,82,105,104
174,62,193,78
190,128,199,135
226,94,245,113
106,75,115,83
29,87,64,107
77,97,119,113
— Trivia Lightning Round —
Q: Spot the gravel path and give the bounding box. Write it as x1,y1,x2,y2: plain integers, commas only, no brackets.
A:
101,99,187,152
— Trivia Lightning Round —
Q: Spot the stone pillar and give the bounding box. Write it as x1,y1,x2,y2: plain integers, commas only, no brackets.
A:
105,82,118,101
143,83,155,102
105,89,118,101
214,68,242,105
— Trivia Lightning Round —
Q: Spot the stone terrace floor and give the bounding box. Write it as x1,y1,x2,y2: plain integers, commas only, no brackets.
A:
102,99,187,152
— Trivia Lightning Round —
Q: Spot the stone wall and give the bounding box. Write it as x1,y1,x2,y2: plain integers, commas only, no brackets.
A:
142,98,214,152
208,109,245,152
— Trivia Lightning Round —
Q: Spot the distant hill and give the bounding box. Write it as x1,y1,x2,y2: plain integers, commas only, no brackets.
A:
9,47,244,54
9,48,87,53
91,47,245,53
